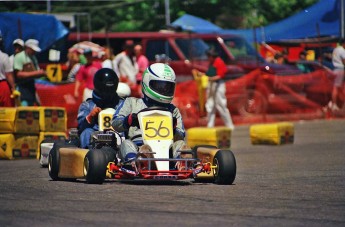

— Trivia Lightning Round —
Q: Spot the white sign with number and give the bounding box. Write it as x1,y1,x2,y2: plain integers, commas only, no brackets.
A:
98,108,115,131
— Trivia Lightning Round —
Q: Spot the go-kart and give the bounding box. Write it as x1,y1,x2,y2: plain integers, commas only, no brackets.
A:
48,107,237,185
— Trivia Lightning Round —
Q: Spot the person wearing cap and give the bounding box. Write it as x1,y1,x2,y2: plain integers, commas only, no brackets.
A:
74,48,102,101
204,48,235,130
112,40,138,86
0,32,16,107
9,39,24,70
13,39,47,106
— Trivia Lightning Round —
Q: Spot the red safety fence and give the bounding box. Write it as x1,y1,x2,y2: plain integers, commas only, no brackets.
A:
37,68,345,129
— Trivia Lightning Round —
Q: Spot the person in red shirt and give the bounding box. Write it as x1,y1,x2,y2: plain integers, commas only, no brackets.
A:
205,48,235,130
74,48,102,101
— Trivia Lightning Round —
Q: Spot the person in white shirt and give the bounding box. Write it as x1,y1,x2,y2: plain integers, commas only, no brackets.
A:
330,39,345,110
112,40,138,86
0,31,16,106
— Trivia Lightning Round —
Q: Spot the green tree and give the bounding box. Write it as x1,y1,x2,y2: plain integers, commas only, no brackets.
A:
0,0,319,32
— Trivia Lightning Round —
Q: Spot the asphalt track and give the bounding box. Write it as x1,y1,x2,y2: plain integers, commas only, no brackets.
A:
0,119,345,227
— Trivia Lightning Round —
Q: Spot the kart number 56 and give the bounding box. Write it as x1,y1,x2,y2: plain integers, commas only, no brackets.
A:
142,116,173,140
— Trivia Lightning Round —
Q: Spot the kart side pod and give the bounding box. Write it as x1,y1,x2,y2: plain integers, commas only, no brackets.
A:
48,142,88,181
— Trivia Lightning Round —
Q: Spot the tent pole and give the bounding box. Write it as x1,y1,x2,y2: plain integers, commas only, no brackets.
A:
341,0,345,39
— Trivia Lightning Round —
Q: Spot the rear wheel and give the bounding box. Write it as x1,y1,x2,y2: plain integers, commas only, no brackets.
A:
213,150,236,185
100,146,117,164
48,144,60,181
84,149,107,184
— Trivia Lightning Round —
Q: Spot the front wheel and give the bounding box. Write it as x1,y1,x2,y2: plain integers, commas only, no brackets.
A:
213,150,236,185
84,149,107,184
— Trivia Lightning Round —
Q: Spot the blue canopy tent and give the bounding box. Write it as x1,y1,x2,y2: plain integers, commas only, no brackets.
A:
0,12,69,55
170,14,222,33
171,0,343,44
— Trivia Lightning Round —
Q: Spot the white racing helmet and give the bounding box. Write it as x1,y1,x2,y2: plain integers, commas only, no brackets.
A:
142,63,176,104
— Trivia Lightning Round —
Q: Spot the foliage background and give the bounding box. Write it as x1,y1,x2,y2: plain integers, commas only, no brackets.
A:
1,0,318,32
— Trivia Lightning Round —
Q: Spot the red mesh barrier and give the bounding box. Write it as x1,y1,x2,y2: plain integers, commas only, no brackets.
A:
36,67,344,130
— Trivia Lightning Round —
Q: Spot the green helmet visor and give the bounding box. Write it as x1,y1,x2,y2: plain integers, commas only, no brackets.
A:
149,80,175,96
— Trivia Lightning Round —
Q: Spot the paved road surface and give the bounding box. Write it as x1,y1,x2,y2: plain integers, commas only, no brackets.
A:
0,119,344,226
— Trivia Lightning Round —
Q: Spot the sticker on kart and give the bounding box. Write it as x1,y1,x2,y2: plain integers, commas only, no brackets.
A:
142,115,173,140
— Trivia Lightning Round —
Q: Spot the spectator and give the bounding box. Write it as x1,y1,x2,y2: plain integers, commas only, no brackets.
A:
204,48,235,130
321,50,334,70
274,52,285,64
296,50,311,73
13,39,47,106
9,39,24,70
101,46,115,70
66,50,83,82
0,32,16,107
74,48,102,101
113,40,138,86
329,38,345,110
134,44,148,84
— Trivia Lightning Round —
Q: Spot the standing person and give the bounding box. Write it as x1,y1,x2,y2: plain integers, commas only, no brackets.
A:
101,46,115,70
77,68,122,148
134,44,148,97
0,32,16,107
74,48,102,101
134,44,148,85
204,49,235,130
13,39,47,106
66,49,83,82
112,63,191,170
113,40,138,86
330,38,345,110
9,39,24,70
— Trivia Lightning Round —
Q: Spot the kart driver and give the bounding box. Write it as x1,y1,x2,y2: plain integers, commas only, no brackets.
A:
111,63,191,170
77,68,122,148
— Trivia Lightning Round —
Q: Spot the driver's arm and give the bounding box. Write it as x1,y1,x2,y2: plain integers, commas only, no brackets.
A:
172,107,186,141
77,101,95,134
112,98,133,132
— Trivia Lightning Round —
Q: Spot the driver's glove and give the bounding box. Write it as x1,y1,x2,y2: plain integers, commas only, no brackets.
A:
125,113,139,128
86,107,102,124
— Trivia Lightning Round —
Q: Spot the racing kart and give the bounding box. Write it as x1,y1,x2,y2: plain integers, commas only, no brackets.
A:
48,107,237,185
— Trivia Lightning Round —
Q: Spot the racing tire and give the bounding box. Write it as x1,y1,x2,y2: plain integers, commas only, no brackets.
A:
213,150,236,185
100,146,117,164
48,142,60,181
84,149,107,184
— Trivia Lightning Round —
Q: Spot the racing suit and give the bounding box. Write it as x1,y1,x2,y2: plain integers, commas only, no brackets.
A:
111,96,187,162
77,92,122,148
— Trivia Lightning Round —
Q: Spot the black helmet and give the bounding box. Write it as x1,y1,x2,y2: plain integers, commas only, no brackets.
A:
93,68,119,99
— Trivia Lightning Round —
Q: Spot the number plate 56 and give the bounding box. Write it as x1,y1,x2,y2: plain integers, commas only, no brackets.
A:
142,115,173,140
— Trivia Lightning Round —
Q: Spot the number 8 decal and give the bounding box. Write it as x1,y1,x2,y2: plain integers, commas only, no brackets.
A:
103,116,111,128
